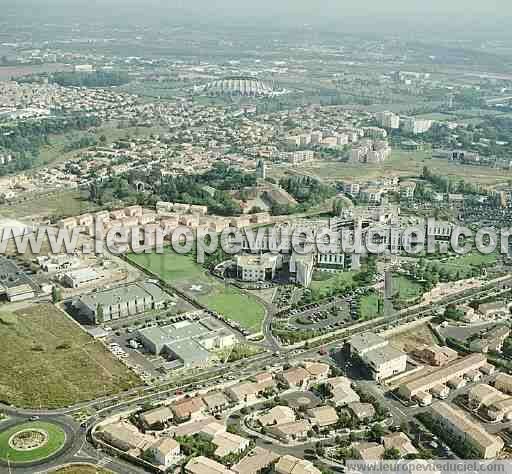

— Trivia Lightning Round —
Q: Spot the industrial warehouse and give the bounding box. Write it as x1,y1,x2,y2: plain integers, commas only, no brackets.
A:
0,256,40,302
73,280,171,324
137,316,237,369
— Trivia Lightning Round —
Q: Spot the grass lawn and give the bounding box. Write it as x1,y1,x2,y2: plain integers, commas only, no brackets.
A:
443,252,497,268
196,285,265,332
311,271,357,296
393,275,424,301
359,293,380,320
128,251,205,283
0,305,140,409
0,421,66,463
127,250,266,332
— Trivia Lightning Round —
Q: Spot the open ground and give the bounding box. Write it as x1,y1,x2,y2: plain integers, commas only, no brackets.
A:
270,151,512,186
0,304,140,409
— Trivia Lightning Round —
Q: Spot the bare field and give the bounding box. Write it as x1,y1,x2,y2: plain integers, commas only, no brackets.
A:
389,323,438,353
0,304,140,409
270,151,512,186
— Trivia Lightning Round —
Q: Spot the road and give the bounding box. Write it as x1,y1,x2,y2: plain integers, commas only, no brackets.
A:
2,276,512,472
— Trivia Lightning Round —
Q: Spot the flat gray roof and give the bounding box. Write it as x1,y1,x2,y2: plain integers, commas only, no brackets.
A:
350,333,386,353
0,257,39,292
165,339,211,365
80,281,169,309
364,345,406,366
139,319,225,345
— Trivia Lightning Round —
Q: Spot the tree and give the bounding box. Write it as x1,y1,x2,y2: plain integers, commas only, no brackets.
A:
383,447,401,459
368,423,385,441
96,305,105,324
51,286,61,303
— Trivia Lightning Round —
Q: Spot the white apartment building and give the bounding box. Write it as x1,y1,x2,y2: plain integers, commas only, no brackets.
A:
236,254,283,282
402,117,433,134
350,333,407,381
376,111,400,129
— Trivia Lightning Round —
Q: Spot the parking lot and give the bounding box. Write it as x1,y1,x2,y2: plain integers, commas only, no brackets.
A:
277,287,375,334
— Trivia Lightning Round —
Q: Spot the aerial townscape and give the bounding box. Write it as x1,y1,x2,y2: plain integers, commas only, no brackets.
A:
3,1,512,473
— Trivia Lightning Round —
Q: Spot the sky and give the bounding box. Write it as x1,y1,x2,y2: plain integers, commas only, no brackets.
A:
3,0,511,34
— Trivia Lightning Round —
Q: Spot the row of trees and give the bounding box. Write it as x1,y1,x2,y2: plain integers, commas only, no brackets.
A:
421,166,485,196
18,71,130,88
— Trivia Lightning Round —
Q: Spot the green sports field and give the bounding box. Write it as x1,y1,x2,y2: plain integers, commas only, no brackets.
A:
127,250,266,332
0,421,66,463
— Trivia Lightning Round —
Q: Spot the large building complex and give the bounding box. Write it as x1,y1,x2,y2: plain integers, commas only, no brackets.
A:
0,256,39,302
201,76,279,97
349,333,407,381
74,281,171,324
376,111,400,129
235,254,283,282
401,117,433,135
398,353,488,401
138,317,236,369
430,402,504,459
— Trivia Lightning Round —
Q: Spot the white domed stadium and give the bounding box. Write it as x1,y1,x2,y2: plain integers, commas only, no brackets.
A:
202,76,277,97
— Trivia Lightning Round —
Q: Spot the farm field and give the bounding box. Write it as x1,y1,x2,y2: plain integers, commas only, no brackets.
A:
0,305,140,409
127,250,266,332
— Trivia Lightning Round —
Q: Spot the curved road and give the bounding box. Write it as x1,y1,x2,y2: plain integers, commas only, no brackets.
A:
1,277,510,473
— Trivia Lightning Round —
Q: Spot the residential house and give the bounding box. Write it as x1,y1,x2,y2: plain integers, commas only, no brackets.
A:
257,406,296,427
353,442,385,461
382,432,418,457
99,421,152,452
225,382,259,404
202,391,230,414
146,438,180,468
212,432,251,458
171,397,205,423
268,420,311,443
325,377,360,407
278,367,310,389
185,456,235,474
306,406,339,429
303,362,330,383
347,402,376,423
274,455,322,474
140,406,174,430
232,447,279,474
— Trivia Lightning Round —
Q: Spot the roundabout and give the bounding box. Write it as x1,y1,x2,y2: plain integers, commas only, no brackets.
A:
0,421,66,464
